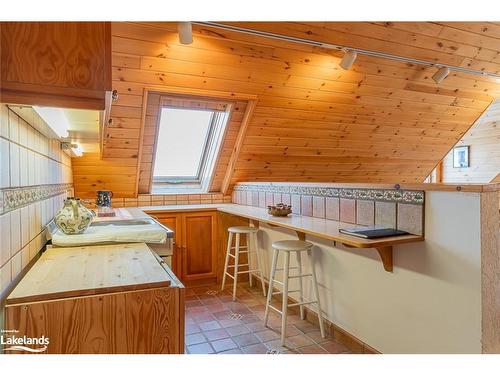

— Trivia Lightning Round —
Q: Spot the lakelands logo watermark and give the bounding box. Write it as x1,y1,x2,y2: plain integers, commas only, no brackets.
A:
1,329,49,353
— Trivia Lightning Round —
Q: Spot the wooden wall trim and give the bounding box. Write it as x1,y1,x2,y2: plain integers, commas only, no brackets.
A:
221,99,257,194
480,191,500,353
134,89,150,195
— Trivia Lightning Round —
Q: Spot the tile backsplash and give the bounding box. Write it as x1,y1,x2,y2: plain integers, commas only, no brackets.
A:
232,182,425,236
83,193,232,209
0,104,73,299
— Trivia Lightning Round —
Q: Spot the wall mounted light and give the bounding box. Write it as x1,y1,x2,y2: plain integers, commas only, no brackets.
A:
432,67,450,84
61,142,83,157
33,106,70,138
339,50,357,70
178,22,193,45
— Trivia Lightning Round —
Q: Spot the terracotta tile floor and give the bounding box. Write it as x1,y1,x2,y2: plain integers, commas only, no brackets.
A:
184,282,350,354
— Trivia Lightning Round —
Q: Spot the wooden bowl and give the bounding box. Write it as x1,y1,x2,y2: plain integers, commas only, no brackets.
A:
267,203,292,217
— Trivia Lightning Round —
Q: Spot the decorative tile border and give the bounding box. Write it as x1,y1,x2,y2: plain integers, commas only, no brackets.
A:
233,184,425,205
0,183,73,215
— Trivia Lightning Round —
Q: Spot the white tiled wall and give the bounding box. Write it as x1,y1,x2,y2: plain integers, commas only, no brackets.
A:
0,104,73,298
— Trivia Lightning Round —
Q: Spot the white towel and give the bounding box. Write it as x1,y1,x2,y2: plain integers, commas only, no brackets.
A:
51,223,168,247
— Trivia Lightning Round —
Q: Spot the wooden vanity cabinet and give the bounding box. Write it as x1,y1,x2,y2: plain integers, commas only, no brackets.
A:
155,211,218,285
0,22,111,110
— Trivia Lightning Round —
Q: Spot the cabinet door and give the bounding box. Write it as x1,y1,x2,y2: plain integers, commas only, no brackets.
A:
156,214,182,277
181,211,217,283
0,22,111,110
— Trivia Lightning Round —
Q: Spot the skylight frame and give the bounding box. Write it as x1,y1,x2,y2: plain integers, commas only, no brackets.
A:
151,99,231,192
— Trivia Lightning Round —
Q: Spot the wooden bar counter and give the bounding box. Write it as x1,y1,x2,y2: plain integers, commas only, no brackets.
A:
143,204,423,272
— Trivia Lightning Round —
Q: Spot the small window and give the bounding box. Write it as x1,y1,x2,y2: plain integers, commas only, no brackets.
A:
152,104,230,192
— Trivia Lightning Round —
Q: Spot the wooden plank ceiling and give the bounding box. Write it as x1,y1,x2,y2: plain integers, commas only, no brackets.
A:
72,22,500,198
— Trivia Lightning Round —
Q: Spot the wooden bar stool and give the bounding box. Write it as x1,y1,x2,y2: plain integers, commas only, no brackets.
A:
221,226,266,301
264,240,325,345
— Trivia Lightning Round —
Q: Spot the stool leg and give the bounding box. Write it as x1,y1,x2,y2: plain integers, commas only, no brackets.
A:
264,248,279,327
280,251,291,346
221,232,233,292
254,232,266,297
247,233,253,288
309,249,325,338
295,251,305,320
232,233,240,301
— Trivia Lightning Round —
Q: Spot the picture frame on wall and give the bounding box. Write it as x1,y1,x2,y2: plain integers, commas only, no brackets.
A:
453,146,470,168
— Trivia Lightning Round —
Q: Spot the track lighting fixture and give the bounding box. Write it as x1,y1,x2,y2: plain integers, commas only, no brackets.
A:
432,67,450,84
339,50,357,70
189,22,500,80
178,22,193,45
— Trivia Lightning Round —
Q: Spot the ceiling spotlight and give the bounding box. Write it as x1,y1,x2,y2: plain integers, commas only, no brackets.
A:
339,50,357,70
61,142,83,157
432,66,450,84
178,22,193,45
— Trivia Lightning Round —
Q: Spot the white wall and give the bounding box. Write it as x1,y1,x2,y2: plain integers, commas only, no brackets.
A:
253,191,482,353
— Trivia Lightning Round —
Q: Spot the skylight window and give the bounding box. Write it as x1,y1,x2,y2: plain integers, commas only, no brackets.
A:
152,104,230,192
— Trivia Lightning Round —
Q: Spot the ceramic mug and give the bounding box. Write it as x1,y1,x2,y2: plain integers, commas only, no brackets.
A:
96,190,113,207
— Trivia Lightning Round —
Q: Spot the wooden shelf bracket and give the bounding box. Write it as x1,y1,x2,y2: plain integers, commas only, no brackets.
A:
341,243,393,272
375,246,393,272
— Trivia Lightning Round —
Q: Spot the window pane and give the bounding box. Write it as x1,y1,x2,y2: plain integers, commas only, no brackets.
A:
153,108,213,178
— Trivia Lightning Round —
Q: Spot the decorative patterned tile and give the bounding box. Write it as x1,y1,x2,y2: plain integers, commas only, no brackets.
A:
356,200,374,226
234,184,424,205
1,183,72,214
339,198,356,223
375,201,397,228
397,203,423,235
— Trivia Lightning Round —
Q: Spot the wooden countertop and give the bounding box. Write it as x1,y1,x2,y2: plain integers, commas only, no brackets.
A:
142,204,423,249
6,243,172,305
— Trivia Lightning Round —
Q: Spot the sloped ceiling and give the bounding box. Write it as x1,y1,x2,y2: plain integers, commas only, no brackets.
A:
441,99,500,183
73,22,500,198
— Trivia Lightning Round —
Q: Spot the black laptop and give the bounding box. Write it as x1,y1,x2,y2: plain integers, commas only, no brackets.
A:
339,226,409,239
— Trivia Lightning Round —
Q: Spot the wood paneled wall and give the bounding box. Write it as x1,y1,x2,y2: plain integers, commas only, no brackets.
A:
72,153,137,198
72,22,500,197
442,99,500,183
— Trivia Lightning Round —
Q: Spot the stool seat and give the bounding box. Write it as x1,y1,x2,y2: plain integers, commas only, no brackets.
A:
228,226,259,234
271,240,313,251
